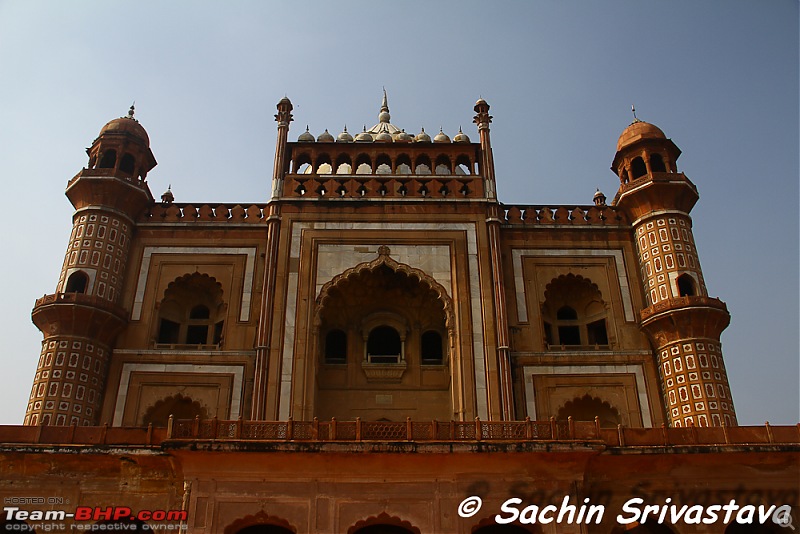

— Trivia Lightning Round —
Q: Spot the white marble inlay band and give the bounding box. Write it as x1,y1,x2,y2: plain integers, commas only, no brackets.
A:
113,363,245,426
522,364,652,426
511,249,634,323
131,247,257,322
279,221,488,420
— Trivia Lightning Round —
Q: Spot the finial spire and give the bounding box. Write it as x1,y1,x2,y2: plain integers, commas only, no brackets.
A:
127,102,135,119
631,104,638,121
378,88,391,123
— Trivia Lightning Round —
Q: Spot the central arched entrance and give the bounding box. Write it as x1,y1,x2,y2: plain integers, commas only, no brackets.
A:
314,250,455,421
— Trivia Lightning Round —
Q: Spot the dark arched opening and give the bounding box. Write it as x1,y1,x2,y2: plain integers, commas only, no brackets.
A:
98,149,116,169
120,153,136,174
324,329,347,363
631,157,647,179
65,271,89,294
556,305,580,345
352,526,414,534
677,274,696,297
473,525,538,533
236,526,295,534
421,331,444,364
650,153,667,172
367,326,402,363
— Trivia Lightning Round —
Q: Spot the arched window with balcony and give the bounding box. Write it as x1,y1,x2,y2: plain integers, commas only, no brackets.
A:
367,326,402,364
155,273,226,348
542,274,610,349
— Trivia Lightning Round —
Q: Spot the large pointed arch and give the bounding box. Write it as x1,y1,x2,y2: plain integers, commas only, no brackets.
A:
315,245,454,331
347,512,421,534
223,511,296,534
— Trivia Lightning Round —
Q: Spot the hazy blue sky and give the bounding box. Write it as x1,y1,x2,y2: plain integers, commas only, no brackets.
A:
0,1,796,425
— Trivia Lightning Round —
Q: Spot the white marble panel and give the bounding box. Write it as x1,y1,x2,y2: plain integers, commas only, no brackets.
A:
511,248,635,323
521,364,652,426
113,363,245,426
132,247,256,322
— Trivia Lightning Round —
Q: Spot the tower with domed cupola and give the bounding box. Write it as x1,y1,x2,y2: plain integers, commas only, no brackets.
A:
612,118,737,427
26,106,155,426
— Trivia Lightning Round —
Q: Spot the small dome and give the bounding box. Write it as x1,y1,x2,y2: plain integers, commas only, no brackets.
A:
99,106,150,146
415,127,431,143
317,129,335,143
433,128,451,143
355,126,373,143
453,127,471,144
336,126,353,143
616,120,666,152
475,97,487,106
375,131,393,143
593,188,607,206
298,126,315,142
161,185,174,204
394,129,413,143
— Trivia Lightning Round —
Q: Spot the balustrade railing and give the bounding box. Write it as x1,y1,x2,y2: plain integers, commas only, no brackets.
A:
161,417,800,447
0,420,796,447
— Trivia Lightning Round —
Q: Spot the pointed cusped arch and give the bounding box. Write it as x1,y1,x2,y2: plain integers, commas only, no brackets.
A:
556,394,621,428
142,393,208,427
315,246,455,331
223,510,297,534
347,512,421,534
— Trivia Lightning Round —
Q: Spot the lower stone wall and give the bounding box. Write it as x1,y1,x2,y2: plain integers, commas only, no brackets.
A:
0,441,797,533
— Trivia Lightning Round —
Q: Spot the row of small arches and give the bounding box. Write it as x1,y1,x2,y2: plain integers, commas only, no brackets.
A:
291,152,477,176
324,327,444,365
620,153,670,184
93,149,137,175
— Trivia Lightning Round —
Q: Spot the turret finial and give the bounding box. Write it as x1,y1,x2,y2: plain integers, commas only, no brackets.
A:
379,88,390,123
631,104,639,122
127,102,135,119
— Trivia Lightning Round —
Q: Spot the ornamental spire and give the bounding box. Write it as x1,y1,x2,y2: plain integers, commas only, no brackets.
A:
379,87,390,123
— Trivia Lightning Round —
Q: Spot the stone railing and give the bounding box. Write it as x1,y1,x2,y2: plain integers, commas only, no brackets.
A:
165,417,800,447
640,296,729,321
501,205,628,226
615,171,696,198
0,420,796,447
68,168,150,189
33,292,127,318
142,203,269,223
